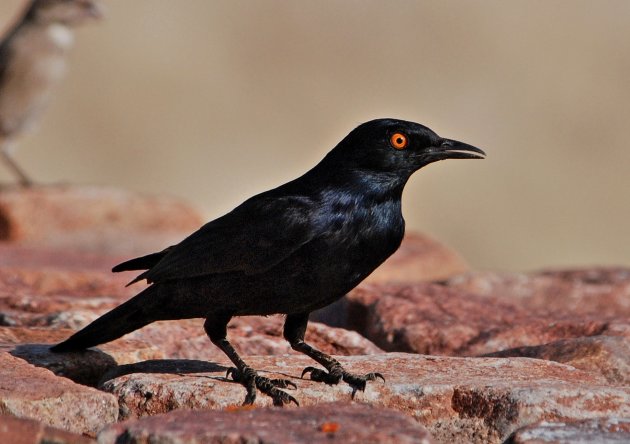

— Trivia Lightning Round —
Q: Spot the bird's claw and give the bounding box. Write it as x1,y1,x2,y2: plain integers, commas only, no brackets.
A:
302,365,384,392
269,378,297,390
227,367,298,406
363,372,385,383
226,367,238,380
300,366,317,379
350,370,384,383
301,366,341,385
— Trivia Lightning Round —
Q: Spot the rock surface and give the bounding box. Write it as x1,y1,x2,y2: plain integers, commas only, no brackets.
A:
0,243,383,369
98,353,630,443
506,417,630,443
0,246,134,328
0,186,204,255
0,414,94,444
123,316,383,361
98,403,434,444
343,268,630,356
0,353,118,436
0,320,379,388
1,192,629,443
446,268,630,317
312,232,468,325
364,232,468,283
0,326,163,386
485,336,630,386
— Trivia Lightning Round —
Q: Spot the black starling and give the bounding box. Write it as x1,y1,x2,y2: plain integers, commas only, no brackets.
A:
52,118,485,406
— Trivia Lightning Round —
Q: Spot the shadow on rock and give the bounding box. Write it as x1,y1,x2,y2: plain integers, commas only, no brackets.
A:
99,359,229,386
9,343,118,387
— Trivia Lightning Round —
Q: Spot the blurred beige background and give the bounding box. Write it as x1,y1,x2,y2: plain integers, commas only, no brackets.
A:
1,0,629,271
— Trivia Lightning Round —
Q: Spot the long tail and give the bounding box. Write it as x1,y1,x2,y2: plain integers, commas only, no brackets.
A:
50,286,159,352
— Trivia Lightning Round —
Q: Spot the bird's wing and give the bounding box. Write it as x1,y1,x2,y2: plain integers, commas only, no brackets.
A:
112,247,174,273
132,195,318,285
0,28,16,86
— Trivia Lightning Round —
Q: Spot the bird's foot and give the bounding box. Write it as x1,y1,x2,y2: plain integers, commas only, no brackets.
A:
301,362,384,393
226,367,298,407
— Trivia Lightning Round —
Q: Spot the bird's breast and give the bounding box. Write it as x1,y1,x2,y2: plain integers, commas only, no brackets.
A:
0,26,71,133
239,199,404,315
315,196,405,281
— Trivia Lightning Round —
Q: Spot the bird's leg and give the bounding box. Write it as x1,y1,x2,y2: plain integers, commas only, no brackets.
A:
1,139,32,187
284,313,384,394
203,314,298,406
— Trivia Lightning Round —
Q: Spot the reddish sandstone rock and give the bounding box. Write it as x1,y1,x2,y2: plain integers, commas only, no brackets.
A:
99,353,630,443
0,353,118,436
0,185,203,255
344,268,630,356
446,268,630,317
300,318,384,356
0,248,382,383
98,403,435,444
0,244,124,271
0,287,127,329
312,233,469,326
122,316,382,361
0,414,94,444
0,317,379,387
484,336,630,386
0,251,132,300
365,233,468,283
0,245,134,328
506,417,630,443
0,316,380,370
0,326,163,386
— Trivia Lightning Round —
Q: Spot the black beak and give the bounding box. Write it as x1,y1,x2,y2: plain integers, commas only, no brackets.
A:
427,139,486,161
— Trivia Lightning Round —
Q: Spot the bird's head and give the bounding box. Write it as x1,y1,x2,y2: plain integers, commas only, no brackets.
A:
28,0,104,26
328,118,485,180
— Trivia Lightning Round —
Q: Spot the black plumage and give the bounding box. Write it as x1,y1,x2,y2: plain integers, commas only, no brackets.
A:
52,118,485,405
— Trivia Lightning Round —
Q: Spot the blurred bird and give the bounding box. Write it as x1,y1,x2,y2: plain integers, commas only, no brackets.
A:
0,0,103,187
52,118,485,406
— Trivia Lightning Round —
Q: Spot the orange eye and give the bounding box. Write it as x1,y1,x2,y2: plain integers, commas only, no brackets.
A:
390,132,408,150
